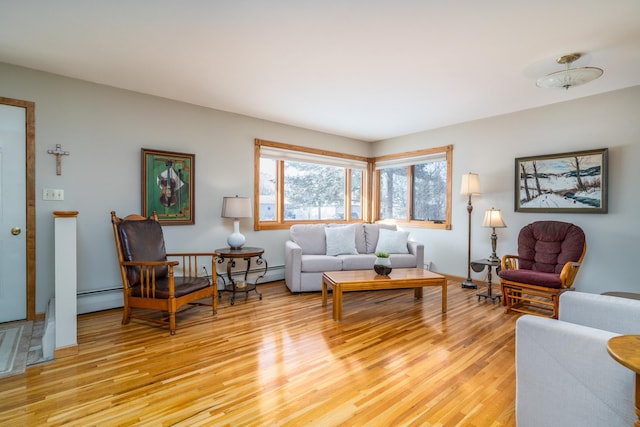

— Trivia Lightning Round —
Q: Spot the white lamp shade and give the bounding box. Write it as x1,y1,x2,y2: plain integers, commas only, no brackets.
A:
481,208,506,228
460,173,480,196
221,196,252,219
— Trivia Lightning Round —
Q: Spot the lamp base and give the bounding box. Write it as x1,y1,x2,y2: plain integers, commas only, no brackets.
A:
461,279,477,289
227,220,245,250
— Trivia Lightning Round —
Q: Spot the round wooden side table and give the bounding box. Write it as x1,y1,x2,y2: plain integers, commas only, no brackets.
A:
215,246,266,305
607,335,640,427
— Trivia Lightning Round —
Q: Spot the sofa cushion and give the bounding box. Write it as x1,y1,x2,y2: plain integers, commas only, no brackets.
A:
375,229,410,254
389,253,418,268
363,223,397,253
328,223,366,253
301,254,343,272
290,223,327,255
325,224,358,256
340,254,376,270
354,224,367,254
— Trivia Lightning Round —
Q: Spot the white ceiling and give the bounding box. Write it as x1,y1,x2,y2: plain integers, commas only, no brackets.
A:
1,1,639,142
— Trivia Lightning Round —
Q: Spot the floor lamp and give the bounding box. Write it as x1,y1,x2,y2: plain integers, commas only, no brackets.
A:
460,173,480,288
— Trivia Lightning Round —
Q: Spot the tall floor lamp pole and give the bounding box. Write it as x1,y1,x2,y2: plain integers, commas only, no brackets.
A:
461,173,480,289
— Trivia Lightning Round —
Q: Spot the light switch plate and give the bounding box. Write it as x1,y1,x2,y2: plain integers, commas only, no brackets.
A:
43,188,64,200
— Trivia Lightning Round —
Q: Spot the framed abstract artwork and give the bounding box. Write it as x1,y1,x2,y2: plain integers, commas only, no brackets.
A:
514,148,608,213
141,148,195,225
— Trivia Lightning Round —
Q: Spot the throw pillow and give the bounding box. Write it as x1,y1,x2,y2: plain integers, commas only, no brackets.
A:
375,228,410,254
325,224,358,256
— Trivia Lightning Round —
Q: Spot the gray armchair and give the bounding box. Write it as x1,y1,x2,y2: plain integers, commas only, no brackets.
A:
515,292,640,426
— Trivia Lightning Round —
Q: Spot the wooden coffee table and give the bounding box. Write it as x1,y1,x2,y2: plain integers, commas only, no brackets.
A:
322,268,447,321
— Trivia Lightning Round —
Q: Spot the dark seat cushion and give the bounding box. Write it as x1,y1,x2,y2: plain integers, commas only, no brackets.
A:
498,269,562,289
118,219,168,285
130,276,211,298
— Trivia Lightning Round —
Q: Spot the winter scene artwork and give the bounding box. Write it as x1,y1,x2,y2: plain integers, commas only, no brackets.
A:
515,148,608,214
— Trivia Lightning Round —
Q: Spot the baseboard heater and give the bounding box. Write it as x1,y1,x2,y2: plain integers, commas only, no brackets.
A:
76,265,285,314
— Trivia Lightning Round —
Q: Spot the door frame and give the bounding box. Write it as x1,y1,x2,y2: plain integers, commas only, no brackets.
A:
0,96,35,320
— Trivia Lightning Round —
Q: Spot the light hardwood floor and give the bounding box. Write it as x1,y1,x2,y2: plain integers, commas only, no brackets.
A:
0,279,519,426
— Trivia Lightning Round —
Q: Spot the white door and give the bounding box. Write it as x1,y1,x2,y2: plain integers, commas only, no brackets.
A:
0,104,27,322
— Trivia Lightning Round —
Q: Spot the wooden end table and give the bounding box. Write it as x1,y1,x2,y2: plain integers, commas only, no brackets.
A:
215,247,266,305
607,335,640,427
322,268,447,321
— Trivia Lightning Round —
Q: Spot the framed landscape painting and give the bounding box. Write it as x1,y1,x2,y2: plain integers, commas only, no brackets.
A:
515,148,608,214
142,148,195,225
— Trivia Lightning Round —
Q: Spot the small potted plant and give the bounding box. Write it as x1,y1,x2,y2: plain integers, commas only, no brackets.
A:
374,251,392,276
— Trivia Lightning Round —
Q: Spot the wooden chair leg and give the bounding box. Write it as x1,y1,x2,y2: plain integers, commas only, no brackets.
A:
122,305,131,325
169,313,176,335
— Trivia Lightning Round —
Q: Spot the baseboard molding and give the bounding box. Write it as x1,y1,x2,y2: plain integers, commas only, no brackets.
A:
77,289,124,314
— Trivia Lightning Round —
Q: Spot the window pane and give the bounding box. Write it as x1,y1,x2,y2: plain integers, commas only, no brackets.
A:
258,158,276,221
284,161,345,220
379,167,407,219
351,169,362,219
412,161,447,221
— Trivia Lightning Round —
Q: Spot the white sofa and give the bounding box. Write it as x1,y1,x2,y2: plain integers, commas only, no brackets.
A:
516,292,640,427
284,223,424,293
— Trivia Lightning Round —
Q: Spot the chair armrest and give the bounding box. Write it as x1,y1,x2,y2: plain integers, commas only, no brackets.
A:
558,260,581,288
500,254,519,271
559,292,640,335
516,315,635,427
166,252,218,257
121,260,179,267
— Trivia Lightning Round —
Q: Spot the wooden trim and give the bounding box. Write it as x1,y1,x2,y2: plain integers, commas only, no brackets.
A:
373,144,452,163
255,138,370,163
53,211,79,218
0,97,36,321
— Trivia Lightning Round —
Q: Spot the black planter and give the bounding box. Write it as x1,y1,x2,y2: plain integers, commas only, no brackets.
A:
374,264,392,275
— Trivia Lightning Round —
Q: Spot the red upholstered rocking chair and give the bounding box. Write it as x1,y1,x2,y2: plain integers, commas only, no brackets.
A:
499,221,586,319
111,211,218,335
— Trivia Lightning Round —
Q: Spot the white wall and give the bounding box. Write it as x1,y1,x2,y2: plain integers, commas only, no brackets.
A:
374,86,640,294
0,62,371,313
1,60,638,315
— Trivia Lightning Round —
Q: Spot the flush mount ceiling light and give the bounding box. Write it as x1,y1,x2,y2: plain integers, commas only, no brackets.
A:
536,53,603,90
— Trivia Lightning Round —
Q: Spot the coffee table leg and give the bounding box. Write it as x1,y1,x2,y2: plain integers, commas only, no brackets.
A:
322,280,327,307
442,279,447,313
333,285,342,321
414,287,423,299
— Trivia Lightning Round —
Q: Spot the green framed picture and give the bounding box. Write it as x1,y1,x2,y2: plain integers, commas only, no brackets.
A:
141,148,195,225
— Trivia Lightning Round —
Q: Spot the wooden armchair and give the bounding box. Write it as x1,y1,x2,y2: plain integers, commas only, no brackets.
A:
111,211,217,335
499,220,586,319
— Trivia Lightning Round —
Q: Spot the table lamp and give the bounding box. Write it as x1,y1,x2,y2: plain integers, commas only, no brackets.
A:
221,195,252,249
481,208,507,262
460,173,480,288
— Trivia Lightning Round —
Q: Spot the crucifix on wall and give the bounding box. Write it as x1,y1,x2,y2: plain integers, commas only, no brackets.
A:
47,144,70,176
